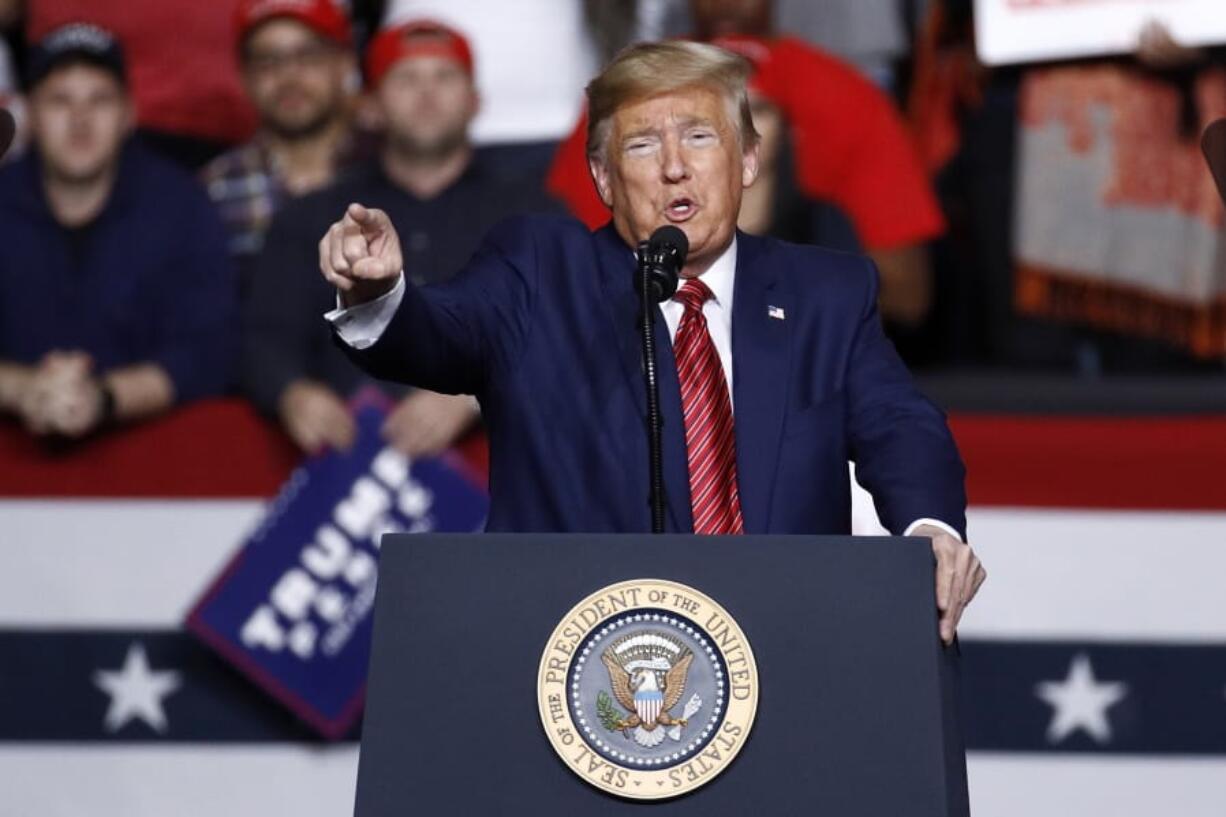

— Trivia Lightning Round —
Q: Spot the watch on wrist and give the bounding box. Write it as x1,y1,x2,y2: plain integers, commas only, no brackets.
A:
95,378,117,428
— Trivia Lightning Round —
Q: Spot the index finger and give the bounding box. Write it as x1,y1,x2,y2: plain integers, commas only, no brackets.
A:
346,202,384,231
347,202,395,240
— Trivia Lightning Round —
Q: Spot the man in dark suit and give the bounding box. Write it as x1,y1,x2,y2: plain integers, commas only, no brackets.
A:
317,41,985,642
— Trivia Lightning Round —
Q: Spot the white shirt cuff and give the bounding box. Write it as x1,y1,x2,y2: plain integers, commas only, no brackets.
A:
324,273,405,350
904,518,963,542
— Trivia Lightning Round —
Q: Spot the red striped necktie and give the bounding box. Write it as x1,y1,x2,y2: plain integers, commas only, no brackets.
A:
671,278,744,535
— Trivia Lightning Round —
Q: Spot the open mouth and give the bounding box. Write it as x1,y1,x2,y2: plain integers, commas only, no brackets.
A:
665,197,698,222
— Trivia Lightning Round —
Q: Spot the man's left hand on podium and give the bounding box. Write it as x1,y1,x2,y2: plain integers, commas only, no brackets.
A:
913,524,986,646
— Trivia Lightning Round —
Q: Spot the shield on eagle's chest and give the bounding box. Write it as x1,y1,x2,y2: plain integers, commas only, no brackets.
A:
634,686,663,726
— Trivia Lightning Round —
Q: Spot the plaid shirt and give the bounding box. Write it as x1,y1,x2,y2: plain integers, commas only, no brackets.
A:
201,133,368,262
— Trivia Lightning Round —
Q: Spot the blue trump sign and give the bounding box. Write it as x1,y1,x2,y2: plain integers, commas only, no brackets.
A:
187,404,488,737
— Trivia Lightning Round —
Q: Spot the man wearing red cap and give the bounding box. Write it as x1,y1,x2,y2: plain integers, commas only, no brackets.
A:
243,19,557,457
202,0,366,285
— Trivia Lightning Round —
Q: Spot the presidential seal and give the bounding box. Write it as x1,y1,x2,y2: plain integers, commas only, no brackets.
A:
537,579,758,800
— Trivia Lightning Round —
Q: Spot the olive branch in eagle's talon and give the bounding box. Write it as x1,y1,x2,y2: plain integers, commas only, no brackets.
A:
597,690,631,732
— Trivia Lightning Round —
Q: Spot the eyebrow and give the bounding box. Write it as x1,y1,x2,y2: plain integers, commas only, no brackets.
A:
620,117,718,143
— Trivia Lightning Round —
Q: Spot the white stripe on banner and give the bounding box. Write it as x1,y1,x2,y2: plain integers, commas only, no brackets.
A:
0,745,359,817
960,508,1226,642
4,745,1221,809
2,748,1224,817
0,500,261,627
966,753,1226,817
5,500,1225,640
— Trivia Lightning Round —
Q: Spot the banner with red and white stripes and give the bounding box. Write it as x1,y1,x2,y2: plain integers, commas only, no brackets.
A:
2,401,1224,816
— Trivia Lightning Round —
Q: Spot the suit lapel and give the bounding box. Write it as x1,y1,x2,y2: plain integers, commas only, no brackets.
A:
594,224,691,532
731,232,789,533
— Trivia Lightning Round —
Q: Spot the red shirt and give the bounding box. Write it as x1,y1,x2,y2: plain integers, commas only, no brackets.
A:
29,0,257,145
547,37,943,251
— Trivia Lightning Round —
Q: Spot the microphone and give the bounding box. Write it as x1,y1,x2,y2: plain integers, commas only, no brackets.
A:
633,225,688,533
0,109,14,161
635,225,688,303
1201,118,1226,204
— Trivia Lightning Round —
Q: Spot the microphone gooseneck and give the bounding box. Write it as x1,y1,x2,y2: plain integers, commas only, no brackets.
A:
634,226,689,533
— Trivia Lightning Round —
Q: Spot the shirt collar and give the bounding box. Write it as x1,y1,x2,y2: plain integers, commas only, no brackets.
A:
694,235,737,309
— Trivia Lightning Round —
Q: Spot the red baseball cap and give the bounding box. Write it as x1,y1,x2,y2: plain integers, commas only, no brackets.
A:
234,0,353,48
365,19,474,88
708,34,786,105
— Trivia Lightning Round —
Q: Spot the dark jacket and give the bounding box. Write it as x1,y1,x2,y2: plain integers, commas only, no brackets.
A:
0,142,238,401
339,214,968,536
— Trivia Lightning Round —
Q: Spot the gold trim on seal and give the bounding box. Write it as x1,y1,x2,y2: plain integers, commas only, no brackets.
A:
537,578,759,800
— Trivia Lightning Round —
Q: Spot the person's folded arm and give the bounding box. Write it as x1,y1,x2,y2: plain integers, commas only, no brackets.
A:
95,363,175,424
0,361,33,416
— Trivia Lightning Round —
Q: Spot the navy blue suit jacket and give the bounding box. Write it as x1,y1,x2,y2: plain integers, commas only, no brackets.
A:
339,215,966,537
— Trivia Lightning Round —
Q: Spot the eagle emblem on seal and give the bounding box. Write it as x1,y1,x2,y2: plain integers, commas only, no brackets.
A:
598,631,704,748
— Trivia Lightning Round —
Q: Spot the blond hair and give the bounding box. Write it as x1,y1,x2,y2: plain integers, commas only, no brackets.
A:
585,40,760,161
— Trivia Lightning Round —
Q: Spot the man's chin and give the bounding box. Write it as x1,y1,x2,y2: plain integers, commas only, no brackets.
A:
390,129,468,161
266,109,335,140
45,157,116,186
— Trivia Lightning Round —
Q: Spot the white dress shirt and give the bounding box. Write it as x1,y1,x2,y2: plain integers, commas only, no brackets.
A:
324,241,961,541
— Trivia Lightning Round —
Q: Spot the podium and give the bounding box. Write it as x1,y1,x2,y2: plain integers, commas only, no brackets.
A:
354,534,969,816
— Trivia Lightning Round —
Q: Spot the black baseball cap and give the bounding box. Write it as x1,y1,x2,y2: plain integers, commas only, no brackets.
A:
27,23,127,90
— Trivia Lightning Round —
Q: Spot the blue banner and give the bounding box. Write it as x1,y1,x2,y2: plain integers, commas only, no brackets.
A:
186,403,488,738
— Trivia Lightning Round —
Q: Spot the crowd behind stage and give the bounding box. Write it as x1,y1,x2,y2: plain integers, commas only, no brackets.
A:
1,0,1224,461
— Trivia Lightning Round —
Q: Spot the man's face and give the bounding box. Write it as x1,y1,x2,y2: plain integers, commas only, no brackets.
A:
375,54,476,160
29,64,131,184
690,0,772,39
590,86,759,276
242,20,352,139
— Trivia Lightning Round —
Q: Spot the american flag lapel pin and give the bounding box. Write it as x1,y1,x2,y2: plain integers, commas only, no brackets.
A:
768,305,786,320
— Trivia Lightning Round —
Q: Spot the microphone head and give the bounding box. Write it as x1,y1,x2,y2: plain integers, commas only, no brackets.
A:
648,225,689,265
635,226,688,303
1201,119,1226,204
0,109,14,161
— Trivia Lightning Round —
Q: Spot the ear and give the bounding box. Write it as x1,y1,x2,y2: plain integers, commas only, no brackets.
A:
741,139,760,189
588,154,614,208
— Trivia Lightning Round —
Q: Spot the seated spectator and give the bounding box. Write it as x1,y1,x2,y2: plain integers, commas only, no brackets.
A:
202,0,370,288
550,0,945,330
244,19,558,456
0,24,237,441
